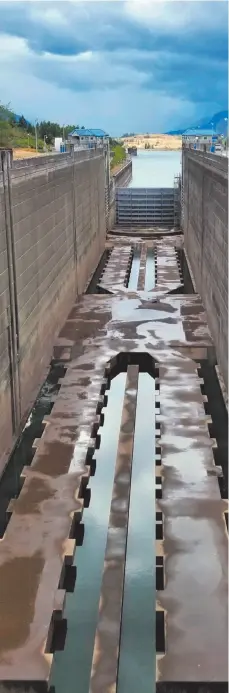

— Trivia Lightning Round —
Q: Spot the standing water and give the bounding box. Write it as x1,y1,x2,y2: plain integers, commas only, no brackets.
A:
128,250,141,290
129,149,181,187
128,249,156,291
117,373,156,693
51,374,126,693
145,249,156,291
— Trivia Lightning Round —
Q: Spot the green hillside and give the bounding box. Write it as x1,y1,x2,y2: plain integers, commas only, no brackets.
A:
0,102,77,151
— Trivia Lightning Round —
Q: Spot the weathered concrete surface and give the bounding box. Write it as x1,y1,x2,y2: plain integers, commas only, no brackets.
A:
111,225,179,237
98,245,132,293
157,359,228,682
112,160,132,188
102,235,185,296
0,276,227,689
106,161,132,231
0,149,106,471
182,149,228,389
0,235,227,691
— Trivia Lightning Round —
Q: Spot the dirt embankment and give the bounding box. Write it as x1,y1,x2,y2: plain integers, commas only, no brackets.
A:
121,134,182,151
13,148,45,159
111,160,129,176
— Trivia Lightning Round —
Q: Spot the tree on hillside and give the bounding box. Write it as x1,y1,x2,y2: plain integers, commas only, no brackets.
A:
0,101,82,148
27,121,35,135
0,101,14,122
18,115,28,129
37,121,60,145
109,138,120,147
64,124,78,136
122,132,136,137
37,121,80,144
37,121,78,144
0,120,12,147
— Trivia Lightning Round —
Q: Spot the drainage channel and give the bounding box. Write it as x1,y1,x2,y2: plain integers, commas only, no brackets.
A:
51,369,156,692
145,248,156,291
86,249,112,294
128,248,141,289
117,372,155,693
198,360,228,500
51,373,126,693
128,247,156,291
175,248,195,294
86,245,156,294
0,360,66,538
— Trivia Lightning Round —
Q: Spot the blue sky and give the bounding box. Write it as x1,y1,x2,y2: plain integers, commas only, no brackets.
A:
0,0,227,135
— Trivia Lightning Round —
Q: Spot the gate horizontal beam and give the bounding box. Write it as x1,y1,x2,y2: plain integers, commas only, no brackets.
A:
115,187,179,228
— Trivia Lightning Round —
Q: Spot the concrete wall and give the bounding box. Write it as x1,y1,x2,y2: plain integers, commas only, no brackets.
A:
0,148,106,470
183,149,228,387
105,160,132,231
105,179,115,232
0,156,12,470
113,159,132,188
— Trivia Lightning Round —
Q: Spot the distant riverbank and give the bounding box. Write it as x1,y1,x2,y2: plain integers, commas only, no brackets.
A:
121,133,182,151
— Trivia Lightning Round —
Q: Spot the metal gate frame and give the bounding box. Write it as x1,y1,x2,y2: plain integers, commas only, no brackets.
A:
115,187,180,227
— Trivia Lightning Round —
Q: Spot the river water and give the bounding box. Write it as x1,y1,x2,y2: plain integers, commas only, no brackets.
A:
129,149,181,187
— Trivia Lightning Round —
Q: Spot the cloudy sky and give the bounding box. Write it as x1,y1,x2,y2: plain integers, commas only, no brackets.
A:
0,0,227,135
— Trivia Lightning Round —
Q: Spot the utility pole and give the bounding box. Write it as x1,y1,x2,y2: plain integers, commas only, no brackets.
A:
211,121,214,147
224,117,228,150
35,119,38,152
63,124,65,142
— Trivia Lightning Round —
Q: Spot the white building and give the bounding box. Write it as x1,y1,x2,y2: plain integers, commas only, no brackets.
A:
182,128,220,151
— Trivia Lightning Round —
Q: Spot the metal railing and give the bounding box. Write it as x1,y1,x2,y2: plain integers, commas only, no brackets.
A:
182,141,227,155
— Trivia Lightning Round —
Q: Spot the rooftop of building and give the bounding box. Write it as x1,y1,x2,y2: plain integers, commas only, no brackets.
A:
70,128,109,137
183,128,218,137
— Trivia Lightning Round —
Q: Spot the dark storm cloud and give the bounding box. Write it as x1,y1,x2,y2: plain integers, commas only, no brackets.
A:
0,1,227,131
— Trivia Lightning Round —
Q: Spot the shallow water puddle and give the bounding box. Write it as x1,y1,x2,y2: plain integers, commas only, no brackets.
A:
117,373,156,693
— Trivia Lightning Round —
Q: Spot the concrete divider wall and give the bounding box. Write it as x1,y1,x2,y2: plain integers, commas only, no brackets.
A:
106,159,132,230
0,148,106,469
0,166,12,468
183,149,228,387
113,159,132,188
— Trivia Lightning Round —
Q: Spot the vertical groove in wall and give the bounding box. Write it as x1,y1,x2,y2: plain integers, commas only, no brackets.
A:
71,147,78,295
200,166,205,293
6,156,20,355
1,149,21,431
